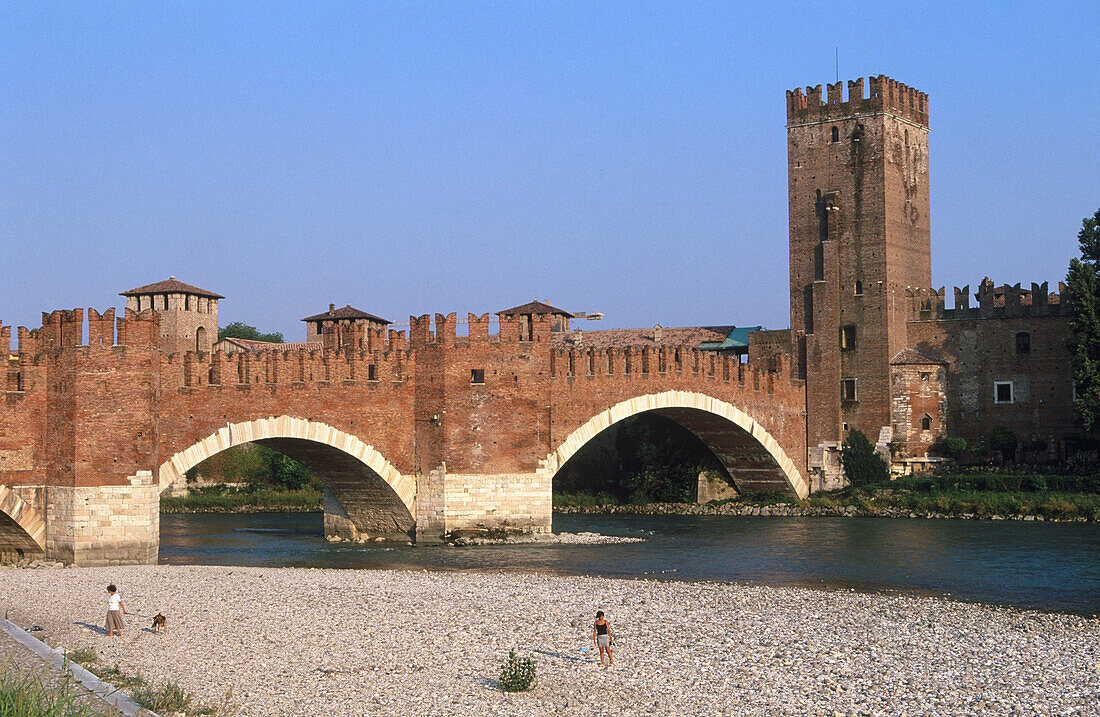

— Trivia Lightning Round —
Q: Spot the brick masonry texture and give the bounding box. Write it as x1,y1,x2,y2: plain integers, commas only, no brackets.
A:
0,307,806,561
0,74,1080,562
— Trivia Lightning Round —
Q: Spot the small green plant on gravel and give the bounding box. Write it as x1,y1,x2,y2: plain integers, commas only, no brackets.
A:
65,647,97,666
498,649,536,692
131,679,194,713
0,662,103,717
88,663,144,691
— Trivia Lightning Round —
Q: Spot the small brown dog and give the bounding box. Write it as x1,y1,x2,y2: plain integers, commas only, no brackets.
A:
152,613,167,635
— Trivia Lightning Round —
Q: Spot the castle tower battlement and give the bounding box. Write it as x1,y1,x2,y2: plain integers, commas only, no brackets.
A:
787,75,929,128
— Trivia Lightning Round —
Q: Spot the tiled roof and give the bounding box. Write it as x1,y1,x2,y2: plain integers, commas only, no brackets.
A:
301,304,391,324
121,277,224,299
552,326,727,350
214,338,324,353
890,347,947,365
498,300,573,318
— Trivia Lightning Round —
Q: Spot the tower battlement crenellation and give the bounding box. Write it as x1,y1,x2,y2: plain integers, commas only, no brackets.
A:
786,75,928,127
905,279,1069,321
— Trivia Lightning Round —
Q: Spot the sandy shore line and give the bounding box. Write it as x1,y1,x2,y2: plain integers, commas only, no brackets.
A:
1,565,1097,716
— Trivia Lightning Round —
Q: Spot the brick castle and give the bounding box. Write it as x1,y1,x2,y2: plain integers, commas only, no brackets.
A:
0,74,1077,564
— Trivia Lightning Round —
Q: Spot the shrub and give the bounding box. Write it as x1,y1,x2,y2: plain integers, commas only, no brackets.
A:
990,425,1019,464
840,430,889,486
935,436,969,462
1021,437,1047,454
498,649,536,693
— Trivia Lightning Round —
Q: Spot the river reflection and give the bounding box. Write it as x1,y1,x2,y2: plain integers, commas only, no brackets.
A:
159,512,1100,615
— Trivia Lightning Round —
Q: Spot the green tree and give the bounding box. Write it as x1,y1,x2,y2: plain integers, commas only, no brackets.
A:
840,429,889,486
218,321,284,343
1067,208,1100,430
989,425,1019,464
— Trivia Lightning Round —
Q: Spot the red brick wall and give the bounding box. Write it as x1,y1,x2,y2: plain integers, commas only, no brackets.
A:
0,309,807,498
906,289,1075,458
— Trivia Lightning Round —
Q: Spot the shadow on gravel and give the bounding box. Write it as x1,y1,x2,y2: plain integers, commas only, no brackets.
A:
74,622,107,636
526,647,587,663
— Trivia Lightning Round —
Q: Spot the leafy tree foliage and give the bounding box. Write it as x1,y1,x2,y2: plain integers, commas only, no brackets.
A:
218,321,284,343
989,425,1019,464
1067,208,1100,430
840,429,889,486
185,443,319,491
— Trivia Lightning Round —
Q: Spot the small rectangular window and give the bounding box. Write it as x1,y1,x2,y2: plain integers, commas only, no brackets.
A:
1016,332,1030,354
994,381,1013,404
368,364,377,381
841,325,856,350
471,369,485,384
920,372,930,382
841,378,857,401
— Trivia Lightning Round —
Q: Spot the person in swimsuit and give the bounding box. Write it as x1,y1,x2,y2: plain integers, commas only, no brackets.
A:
105,584,126,637
593,610,613,666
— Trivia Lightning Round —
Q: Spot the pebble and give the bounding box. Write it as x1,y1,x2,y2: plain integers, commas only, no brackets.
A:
0,565,1097,716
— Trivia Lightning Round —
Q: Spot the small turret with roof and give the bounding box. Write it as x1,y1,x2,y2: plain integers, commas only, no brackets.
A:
498,300,573,333
301,303,392,345
120,276,222,353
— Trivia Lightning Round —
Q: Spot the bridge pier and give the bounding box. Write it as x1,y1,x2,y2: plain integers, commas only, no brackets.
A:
45,472,159,566
414,464,552,543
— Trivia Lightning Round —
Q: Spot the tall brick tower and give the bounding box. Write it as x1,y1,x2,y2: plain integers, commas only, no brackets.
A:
785,76,930,482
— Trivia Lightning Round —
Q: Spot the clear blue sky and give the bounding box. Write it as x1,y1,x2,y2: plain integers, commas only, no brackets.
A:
3,2,1097,341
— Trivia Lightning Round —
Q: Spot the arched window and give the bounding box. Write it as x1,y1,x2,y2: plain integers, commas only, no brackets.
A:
854,280,863,296
195,326,208,352
831,126,839,143
920,415,931,431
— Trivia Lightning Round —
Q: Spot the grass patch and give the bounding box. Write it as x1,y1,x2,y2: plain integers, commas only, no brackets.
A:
65,648,97,666
88,662,231,716
161,487,322,513
131,680,194,713
86,663,143,691
0,661,103,717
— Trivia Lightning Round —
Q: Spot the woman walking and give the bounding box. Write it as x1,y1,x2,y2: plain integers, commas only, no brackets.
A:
593,611,614,667
105,584,126,637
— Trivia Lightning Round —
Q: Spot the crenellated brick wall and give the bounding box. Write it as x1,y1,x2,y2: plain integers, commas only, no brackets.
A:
0,306,807,561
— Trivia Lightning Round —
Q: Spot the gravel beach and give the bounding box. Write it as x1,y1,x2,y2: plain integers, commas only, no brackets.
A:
1,565,1097,716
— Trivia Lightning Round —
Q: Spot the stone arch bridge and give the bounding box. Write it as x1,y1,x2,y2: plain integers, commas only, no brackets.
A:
0,308,806,565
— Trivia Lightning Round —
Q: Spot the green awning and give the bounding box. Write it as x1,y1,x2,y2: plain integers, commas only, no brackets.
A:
698,326,761,352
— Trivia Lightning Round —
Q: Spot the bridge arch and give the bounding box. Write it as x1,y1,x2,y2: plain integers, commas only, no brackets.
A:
158,416,415,537
0,486,46,560
545,391,808,499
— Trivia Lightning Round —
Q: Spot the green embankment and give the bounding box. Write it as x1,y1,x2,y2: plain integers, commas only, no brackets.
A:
556,472,1100,521
160,486,322,513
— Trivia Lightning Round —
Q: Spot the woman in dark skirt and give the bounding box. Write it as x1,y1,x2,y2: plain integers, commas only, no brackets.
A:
105,584,126,636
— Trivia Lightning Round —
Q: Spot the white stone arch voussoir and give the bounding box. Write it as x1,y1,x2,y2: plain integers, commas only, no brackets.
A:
157,416,414,512
543,390,808,499
0,485,46,551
